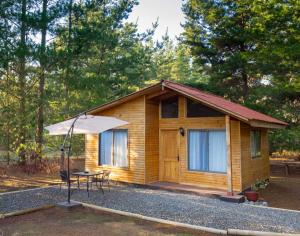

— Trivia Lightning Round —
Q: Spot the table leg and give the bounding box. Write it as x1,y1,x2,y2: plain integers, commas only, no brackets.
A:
77,176,80,189
87,176,89,197
285,164,289,176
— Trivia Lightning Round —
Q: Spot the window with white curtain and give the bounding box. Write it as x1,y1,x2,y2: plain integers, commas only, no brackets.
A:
99,130,128,167
188,130,227,173
250,130,261,159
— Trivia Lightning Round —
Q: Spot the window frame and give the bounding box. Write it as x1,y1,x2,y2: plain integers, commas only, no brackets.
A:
185,98,224,118
160,96,179,119
187,129,227,174
250,130,262,159
98,129,129,168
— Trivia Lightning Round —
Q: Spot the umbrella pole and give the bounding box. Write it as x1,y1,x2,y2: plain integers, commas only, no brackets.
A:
60,113,84,204
67,125,74,203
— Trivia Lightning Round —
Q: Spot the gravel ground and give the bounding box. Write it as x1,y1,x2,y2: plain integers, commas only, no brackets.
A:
0,185,299,233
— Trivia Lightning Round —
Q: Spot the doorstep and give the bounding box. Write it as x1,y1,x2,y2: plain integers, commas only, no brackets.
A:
147,182,229,199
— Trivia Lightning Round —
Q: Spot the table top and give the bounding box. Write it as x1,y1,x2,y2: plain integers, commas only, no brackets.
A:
72,171,102,177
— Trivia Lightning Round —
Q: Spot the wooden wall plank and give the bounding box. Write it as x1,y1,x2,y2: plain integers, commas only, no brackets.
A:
159,96,229,190
145,100,159,183
240,123,270,190
85,96,146,184
226,115,233,194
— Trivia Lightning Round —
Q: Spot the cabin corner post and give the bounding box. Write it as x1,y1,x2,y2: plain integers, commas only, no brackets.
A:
226,115,233,195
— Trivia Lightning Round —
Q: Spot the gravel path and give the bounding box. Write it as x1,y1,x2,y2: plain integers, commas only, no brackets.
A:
0,185,299,233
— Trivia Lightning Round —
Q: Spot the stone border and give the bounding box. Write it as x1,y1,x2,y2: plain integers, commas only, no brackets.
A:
0,204,54,219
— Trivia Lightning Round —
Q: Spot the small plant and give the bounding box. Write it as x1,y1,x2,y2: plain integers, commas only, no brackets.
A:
251,179,269,192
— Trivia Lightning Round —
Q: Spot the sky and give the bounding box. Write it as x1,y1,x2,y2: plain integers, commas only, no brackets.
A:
127,0,185,41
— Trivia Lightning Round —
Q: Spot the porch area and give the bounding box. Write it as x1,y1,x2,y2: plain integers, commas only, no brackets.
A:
147,181,230,198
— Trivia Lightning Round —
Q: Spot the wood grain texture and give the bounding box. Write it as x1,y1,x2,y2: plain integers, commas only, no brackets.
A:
160,129,179,182
226,115,233,194
160,96,228,190
240,123,270,190
145,100,159,183
85,96,146,184
230,119,242,191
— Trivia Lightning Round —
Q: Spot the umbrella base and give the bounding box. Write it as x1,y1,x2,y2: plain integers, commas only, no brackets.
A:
56,201,82,209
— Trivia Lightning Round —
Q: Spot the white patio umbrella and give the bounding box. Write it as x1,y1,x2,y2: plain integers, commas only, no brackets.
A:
45,113,129,204
45,115,128,135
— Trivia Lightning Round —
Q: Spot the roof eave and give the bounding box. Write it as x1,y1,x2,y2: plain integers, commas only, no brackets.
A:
249,120,287,129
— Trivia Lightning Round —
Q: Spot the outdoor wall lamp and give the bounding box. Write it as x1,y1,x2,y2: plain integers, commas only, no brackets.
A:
179,127,185,136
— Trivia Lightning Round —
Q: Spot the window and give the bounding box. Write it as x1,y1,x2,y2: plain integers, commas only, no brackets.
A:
251,130,261,159
186,98,224,117
188,130,227,173
161,97,178,118
99,130,128,167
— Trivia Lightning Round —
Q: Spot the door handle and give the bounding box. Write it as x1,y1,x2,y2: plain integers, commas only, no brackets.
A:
177,155,180,161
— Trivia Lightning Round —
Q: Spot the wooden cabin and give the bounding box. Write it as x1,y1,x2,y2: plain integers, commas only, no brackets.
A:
84,80,287,193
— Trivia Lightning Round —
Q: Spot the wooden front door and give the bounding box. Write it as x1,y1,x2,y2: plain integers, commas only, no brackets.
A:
160,129,179,182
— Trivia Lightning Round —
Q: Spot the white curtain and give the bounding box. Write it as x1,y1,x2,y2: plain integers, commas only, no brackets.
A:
209,131,227,172
251,130,261,158
114,130,128,167
100,131,113,165
189,130,209,171
188,130,226,173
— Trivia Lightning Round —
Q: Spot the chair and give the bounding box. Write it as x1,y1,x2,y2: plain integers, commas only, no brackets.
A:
102,170,111,191
59,170,77,190
92,170,111,193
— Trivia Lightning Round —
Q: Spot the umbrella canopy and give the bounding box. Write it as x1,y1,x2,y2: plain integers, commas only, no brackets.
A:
45,115,129,135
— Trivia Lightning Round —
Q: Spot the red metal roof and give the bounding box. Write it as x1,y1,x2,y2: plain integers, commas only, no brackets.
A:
163,80,287,126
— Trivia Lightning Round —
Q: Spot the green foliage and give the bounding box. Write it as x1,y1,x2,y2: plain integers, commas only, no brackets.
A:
269,126,300,152
153,34,205,83
182,0,300,150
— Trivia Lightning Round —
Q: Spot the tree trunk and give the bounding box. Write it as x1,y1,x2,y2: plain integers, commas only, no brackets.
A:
36,0,48,156
18,0,27,147
240,41,249,100
5,66,11,165
242,69,248,100
64,0,73,116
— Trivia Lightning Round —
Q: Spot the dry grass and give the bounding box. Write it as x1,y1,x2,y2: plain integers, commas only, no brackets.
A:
260,176,300,211
0,207,216,236
270,150,300,161
0,167,60,193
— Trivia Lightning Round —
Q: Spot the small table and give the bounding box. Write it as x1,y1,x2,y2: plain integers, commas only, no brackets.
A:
72,171,102,197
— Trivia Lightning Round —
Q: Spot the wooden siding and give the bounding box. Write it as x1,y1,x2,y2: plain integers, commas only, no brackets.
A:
85,96,146,184
240,122,270,190
159,96,226,189
158,96,243,191
230,119,242,191
145,100,159,183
